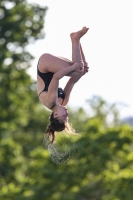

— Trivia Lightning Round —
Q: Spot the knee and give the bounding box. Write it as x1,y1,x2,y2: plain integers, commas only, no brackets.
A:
39,53,53,66
40,53,51,60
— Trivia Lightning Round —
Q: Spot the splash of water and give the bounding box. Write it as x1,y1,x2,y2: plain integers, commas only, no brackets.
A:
43,132,83,164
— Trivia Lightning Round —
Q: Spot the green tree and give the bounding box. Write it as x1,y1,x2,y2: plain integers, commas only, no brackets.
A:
21,108,133,200
1,73,133,200
1,1,133,199
68,107,88,132
86,95,122,126
0,1,49,199
0,0,48,138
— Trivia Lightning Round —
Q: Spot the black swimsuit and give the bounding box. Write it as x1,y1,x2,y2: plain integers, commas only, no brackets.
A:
37,66,65,105
37,68,54,95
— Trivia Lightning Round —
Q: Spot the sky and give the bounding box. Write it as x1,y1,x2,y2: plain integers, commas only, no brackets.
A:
27,0,133,118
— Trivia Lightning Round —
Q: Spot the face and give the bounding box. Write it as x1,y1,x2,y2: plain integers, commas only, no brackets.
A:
53,106,68,122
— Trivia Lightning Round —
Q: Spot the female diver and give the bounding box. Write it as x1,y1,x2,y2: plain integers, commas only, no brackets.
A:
37,27,89,143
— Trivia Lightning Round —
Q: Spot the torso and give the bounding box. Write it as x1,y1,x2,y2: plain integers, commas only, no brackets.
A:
37,86,64,109
37,56,54,108
37,71,55,109
37,66,65,109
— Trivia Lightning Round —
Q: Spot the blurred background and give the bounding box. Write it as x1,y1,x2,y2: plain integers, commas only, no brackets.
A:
27,0,133,119
0,0,133,200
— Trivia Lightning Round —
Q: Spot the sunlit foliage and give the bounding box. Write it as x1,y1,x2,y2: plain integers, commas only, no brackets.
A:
0,1,133,200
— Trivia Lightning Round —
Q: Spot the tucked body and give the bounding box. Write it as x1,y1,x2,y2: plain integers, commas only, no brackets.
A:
37,27,89,142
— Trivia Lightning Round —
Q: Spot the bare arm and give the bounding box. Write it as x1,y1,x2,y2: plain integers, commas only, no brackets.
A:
47,61,83,105
61,76,82,106
62,64,89,106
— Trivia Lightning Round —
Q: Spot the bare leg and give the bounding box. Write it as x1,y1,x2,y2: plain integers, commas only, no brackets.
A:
38,27,89,75
71,39,82,62
70,27,89,63
79,42,89,74
80,43,86,64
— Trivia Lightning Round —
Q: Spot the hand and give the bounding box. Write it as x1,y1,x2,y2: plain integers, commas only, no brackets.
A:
83,62,89,75
71,60,84,74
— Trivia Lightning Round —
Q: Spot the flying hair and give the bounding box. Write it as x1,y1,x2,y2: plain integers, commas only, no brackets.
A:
45,112,75,143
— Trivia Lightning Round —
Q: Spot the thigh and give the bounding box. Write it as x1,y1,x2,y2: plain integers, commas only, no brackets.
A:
38,53,73,73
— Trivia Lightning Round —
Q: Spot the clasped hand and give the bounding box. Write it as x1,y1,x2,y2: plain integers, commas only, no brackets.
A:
70,60,89,83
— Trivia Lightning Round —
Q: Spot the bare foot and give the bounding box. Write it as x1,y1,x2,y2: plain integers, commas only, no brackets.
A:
70,27,89,41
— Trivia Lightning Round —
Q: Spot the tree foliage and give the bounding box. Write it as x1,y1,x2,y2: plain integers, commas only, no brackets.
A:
0,1,133,200
0,0,48,138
